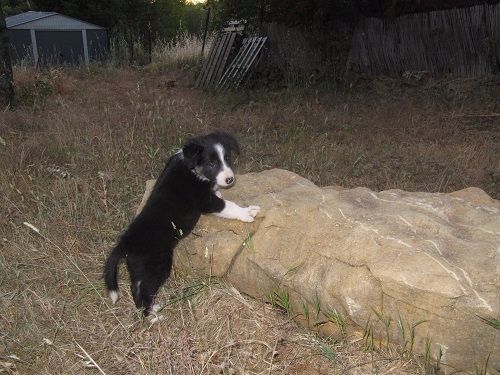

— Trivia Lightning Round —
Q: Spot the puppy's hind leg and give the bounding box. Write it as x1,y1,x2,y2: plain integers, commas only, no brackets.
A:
137,277,166,316
127,251,173,316
143,249,174,316
127,255,153,316
132,274,167,316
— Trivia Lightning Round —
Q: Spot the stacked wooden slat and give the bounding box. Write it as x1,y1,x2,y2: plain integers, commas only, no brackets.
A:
217,37,267,92
350,3,500,77
195,24,242,89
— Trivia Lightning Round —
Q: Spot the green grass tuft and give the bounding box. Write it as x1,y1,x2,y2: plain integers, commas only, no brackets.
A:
267,288,293,317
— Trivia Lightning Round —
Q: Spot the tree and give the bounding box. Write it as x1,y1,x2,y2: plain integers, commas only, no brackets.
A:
152,0,184,40
116,0,153,64
30,0,122,28
210,0,359,31
0,0,15,108
1,0,32,15
181,3,206,36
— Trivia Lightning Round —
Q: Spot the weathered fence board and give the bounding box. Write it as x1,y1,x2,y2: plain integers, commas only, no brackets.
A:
351,3,500,77
195,34,220,88
217,37,267,92
196,30,240,89
205,32,229,87
214,32,237,85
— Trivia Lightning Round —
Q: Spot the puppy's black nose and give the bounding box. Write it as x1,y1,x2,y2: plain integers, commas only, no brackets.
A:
226,177,234,185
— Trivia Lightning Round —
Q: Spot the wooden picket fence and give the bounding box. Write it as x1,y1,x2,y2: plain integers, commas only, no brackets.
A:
350,3,500,77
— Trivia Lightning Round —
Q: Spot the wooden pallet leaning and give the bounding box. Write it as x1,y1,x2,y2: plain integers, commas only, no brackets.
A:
195,31,239,89
216,36,267,92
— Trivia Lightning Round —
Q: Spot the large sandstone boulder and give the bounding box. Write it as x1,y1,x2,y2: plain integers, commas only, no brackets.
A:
140,169,499,372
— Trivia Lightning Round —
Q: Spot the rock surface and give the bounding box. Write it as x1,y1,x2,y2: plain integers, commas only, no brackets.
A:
140,169,499,371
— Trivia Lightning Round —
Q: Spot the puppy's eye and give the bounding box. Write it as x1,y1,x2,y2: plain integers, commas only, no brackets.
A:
209,161,216,168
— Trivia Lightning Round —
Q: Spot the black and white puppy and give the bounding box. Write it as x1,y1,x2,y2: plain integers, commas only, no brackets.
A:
104,132,260,316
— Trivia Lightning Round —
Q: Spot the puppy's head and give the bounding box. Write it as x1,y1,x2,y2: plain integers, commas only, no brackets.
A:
182,132,240,188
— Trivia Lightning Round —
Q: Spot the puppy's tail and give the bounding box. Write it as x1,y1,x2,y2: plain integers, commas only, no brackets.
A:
104,244,126,304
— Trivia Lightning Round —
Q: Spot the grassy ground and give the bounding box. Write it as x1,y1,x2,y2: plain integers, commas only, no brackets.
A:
0,67,498,374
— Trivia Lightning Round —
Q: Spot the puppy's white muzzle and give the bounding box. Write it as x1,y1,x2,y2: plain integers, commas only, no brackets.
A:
216,167,235,188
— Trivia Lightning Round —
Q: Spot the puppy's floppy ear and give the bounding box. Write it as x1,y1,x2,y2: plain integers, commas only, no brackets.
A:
182,141,203,169
218,132,240,155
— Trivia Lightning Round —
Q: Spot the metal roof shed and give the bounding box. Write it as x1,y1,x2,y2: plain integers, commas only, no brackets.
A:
6,11,108,66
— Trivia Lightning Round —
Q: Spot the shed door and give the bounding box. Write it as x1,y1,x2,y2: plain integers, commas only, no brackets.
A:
8,30,32,63
36,30,84,66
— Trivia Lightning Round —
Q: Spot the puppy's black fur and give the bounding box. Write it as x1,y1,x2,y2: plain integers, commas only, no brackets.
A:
104,132,243,316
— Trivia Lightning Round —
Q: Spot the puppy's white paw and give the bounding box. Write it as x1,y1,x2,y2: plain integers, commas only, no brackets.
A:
150,315,165,324
247,205,260,217
215,190,222,198
239,205,260,222
239,214,254,223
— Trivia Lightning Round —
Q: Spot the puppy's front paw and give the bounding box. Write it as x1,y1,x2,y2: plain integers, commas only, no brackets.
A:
239,205,260,222
247,205,260,217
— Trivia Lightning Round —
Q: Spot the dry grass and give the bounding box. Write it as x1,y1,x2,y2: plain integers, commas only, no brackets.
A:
151,33,213,72
104,32,210,69
0,67,498,374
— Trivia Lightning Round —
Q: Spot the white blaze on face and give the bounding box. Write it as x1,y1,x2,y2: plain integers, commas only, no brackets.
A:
214,143,235,188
